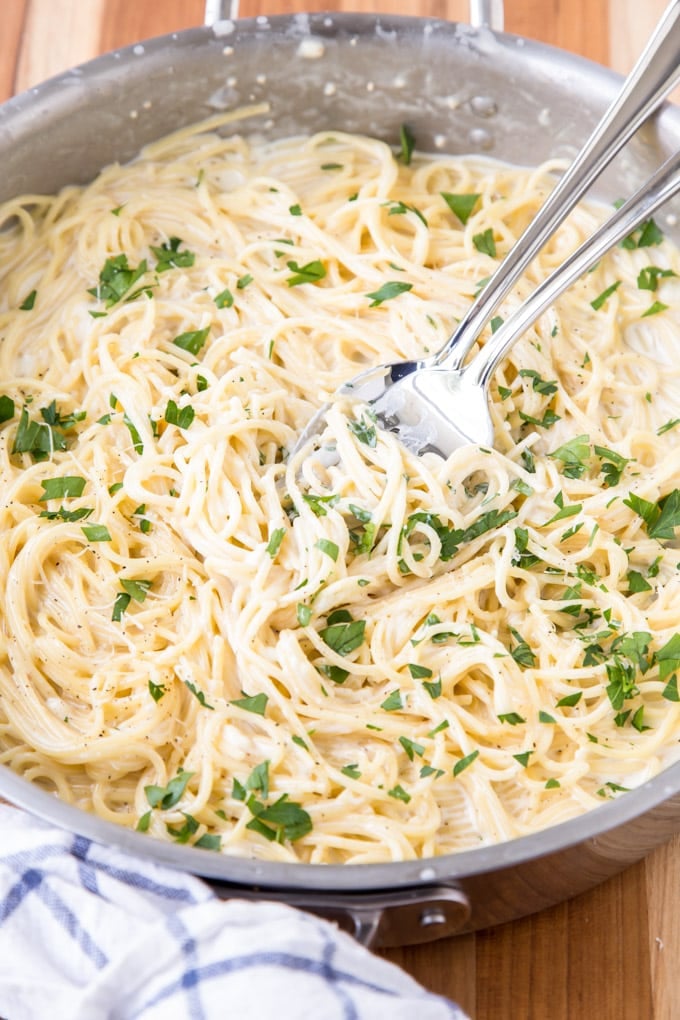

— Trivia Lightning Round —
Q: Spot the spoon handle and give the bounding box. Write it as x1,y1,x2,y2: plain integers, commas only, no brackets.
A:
466,151,680,390
434,0,680,373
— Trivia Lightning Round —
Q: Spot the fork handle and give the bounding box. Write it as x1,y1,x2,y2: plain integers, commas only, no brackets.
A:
466,151,680,390
435,0,680,373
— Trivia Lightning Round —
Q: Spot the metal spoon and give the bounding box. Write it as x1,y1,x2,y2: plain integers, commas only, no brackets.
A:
294,0,680,460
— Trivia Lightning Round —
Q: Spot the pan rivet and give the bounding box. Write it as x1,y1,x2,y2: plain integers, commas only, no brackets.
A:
420,907,447,928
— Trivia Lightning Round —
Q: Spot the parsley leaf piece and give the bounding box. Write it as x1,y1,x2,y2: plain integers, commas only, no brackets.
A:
441,191,480,225
246,794,312,842
230,692,268,716
642,300,669,318
301,492,339,517
0,395,14,423
185,680,214,710
39,476,86,501
662,674,679,702
315,538,339,561
556,691,582,708
289,203,302,216
19,290,37,310
112,592,131,621
510,628,536,668
545,491,582,525
88,254,148,308
539,711,556,723
164,400,195,429
519,369,558,396
148,680,166,702
384,199,428,227
518,409,561,429
605,659,638,711
545,778,561,789
594,445,629,487
348,415,377,447
195,833,222,851
123,414,143,454
341,764,361,779
166,813,200,843
366,281,413,307
590,280,621,310
172,327,210,356
498,712,526,725
549,434,590,478
423,676,442,699
399,736,425,760
266,527,285,558
658,418,680,436
472,228,496,257
296,603,312,626
383,783,412,805
463,507,518,544
453,749,479,777
82,524,111,542
13,403,82,462
408,663,433,679
215,288,234,309
151,237,195,272
513,751,532,767
625,489,680,540
136,810,151,832
319,619,366,656
120,578,152,602
381,690,404,712
637,266,676,291
318,664,350,684
627,570,653,593
286,259,326,287
622,217,663,249
145,769,194,810
398,123,415,165
656,634,680,682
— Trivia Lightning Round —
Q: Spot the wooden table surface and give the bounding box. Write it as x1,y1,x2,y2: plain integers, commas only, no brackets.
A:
0,2,678,1018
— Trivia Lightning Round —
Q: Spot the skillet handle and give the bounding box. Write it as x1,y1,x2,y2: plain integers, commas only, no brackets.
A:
469,0,505,31
209,882,471,948
204,1,505,31
204,0,240,24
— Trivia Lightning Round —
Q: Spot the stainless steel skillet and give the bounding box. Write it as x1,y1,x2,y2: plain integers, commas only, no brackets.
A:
1,0,680,948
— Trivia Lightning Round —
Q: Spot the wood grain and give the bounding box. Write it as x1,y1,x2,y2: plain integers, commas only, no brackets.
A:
0,2,678,1018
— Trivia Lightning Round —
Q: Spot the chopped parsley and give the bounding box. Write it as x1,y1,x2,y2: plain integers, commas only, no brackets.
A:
472,228,496,257
590,280,621,310
185,680,214,710
453,749,479,776
319,618,366,656
624,489,680,540
440,192,480,225
348,414,377,447
286,259,326,287
266,527,285,558
145,769,194,810
151,237,195,272
172,327,210,356
164,400,195,429
230,691,268,716
88,254,149,307
365,281,413,307
398,123,415,165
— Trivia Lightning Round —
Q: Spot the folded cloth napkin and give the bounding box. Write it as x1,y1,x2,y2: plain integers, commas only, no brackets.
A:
0,804,468,1020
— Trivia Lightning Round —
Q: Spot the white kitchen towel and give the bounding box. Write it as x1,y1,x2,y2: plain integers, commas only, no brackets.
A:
0,803,468,1020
